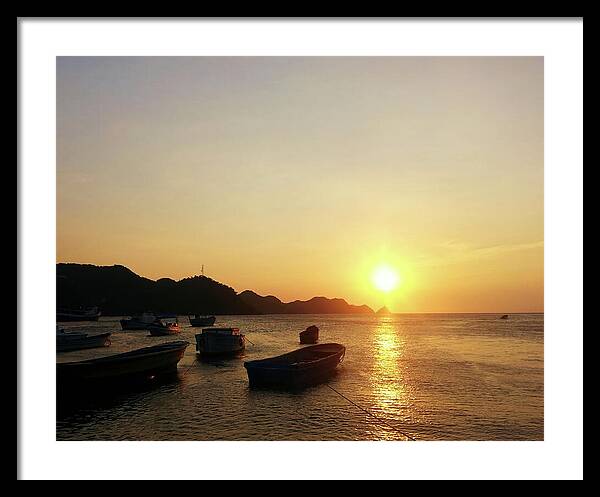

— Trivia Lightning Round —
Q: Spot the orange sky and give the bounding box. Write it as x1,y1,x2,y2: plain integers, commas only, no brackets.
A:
57,57,543,312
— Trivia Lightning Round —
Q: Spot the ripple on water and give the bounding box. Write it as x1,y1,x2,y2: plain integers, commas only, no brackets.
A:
56,313,544,441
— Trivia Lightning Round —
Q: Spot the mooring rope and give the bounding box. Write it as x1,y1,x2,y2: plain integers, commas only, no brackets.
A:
325,383,416,441
180,357,198,377
179,356,416,439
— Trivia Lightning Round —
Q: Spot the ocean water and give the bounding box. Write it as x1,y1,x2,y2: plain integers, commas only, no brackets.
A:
56,313,544,441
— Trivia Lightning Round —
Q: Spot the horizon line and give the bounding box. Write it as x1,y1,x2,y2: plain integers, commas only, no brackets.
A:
56,261,544,314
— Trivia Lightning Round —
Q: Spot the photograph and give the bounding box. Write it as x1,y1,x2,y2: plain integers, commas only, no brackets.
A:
55,56,544,442
17,18,583,481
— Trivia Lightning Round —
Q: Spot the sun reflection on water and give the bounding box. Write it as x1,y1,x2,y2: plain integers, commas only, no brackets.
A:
369,317,414,440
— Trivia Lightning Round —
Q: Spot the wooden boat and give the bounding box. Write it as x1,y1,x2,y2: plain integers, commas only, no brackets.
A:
147,317,180,336
195,327,245,357
120,312,157,330
188,314,217,327
57,340,189,385
56,328,112,353
299,325,319,344
244,343,346,389
57,306,101,322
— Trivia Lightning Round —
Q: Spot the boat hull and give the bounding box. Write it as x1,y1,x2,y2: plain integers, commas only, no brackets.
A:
57,341,189,386
121,319,152,330
189,316,216,327
195,333,245,357
147,325,180,336
244,343,345,390
57,332,112,353
299,332,319,344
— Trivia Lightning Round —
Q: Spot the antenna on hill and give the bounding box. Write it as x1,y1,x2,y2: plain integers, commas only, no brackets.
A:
201,264,204,277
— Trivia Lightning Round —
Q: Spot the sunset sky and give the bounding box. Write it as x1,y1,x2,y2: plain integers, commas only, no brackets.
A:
57,57,543,313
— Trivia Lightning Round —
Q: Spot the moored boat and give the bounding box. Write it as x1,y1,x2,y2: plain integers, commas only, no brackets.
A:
156,313,177,319
57,340,189,386
244,343,346,390
57,306,101,322
188,314,217,327
195,327,245,357
299,325,319,344
147,317,180,336
121,312,157,330
56,328,112,353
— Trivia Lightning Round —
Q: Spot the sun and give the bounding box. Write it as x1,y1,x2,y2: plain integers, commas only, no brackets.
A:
372,265,400,293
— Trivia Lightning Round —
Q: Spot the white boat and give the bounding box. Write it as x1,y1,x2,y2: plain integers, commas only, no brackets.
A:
195,327,245,357
120,312,157,330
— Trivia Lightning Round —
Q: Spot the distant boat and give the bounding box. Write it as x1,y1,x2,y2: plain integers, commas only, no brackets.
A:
57,306,101,322
299,325,319,344
195,327,245,357
244,343,346,390
156,313,178,319
147,317,180,336
188,315,216,327
121,312,157,330
500,314,509,320
56,327,112,353
57,340,189,385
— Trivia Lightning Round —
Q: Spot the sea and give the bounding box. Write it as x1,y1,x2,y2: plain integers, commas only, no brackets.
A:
56,313,544,441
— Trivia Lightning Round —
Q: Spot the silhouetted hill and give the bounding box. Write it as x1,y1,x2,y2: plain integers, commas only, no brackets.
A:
285,296,373,314
376,306,392,315
56,263,374,316
57,263,253,315
238,291,287,314
239,291,374,315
